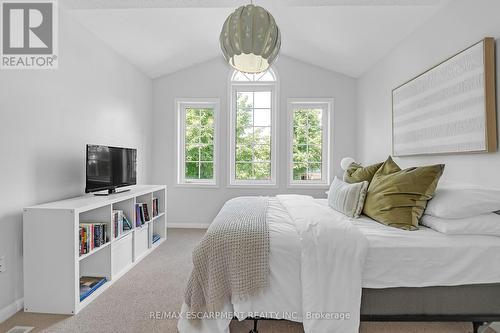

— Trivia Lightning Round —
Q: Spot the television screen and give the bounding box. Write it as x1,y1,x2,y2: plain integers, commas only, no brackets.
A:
86,145,137,193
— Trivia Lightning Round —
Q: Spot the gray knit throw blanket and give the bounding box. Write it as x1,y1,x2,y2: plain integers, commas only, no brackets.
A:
184,197,270,313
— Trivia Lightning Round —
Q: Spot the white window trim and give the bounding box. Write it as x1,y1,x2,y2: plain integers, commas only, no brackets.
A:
287,98,333,188
175,98,220,188
228,79,279,188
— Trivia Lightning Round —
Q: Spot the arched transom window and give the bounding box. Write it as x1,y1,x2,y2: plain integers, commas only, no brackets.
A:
229,68,278,186
230,68,277,82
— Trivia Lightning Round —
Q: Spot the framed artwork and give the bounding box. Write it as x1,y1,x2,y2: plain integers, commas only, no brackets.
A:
392,38,497,156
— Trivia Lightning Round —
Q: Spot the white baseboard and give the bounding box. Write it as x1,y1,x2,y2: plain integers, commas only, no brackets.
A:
0,298,23,323
168,222,210,229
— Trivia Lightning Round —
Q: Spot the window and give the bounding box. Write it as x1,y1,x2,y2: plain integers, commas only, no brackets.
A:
229,69,278,186
176,99,219,186
288,99,332,186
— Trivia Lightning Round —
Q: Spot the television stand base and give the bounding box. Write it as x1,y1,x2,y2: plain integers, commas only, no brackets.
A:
94,188,131,196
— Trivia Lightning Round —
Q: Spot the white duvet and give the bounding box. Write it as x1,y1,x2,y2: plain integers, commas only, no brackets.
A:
278,195,368,332
178,195,368,333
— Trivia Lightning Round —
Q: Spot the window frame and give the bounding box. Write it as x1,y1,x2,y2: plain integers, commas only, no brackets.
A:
228,69,278,187
176,98,220,188
287,98,333,188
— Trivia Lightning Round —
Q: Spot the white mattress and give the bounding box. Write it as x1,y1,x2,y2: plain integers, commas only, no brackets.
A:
314,199,500,288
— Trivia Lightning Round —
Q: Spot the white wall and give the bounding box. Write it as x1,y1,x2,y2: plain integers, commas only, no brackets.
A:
152,55,357,225
357,0,500,187
0,9,153,318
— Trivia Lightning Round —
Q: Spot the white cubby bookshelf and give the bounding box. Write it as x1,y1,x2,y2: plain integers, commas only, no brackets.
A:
23,185,166,315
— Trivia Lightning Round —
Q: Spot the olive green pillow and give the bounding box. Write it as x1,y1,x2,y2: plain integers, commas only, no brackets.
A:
363,157,445,231
344,161,383,184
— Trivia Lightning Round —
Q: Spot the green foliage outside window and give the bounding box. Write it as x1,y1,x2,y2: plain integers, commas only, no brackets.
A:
235,92,272,180
292,108,323,181
183,101,323,182
184,108,214,180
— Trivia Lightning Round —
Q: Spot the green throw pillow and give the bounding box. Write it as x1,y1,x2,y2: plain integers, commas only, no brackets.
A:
344,161,383,184
363,157,445,231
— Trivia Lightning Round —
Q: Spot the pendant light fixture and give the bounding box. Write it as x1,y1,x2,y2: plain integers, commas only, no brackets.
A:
219,2,281,74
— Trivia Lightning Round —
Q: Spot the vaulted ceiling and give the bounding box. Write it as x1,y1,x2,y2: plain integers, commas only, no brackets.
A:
66,0,450,78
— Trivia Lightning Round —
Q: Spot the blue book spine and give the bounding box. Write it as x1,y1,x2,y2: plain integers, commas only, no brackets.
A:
80,278,107,302
94,224,101,247
152,234,161,243
136,205,141,227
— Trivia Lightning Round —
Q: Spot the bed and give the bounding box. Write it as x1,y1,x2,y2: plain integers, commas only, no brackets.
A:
178,196,500,333
340,201,500,332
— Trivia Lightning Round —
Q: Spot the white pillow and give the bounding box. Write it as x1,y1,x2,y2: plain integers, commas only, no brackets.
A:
425,186,500,218
421,213,500,236
327,177,368,218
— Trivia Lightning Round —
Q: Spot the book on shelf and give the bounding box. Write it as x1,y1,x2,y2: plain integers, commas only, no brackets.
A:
94,224,101,248
135,204,141,227
113,210,132,238
135,203,150,226
140,204,146,223
79,223,108,256
142,203,150,222
79,226,85,254
152,198,159,217
123,215,132,230
89,225,94,250
113,210,122,238
152,233,161,244
79,276,107,302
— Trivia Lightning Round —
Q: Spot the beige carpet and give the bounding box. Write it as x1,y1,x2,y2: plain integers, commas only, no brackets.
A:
0,229,495,333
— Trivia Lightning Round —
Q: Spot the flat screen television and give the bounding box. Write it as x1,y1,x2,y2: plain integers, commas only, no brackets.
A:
85,144,137,194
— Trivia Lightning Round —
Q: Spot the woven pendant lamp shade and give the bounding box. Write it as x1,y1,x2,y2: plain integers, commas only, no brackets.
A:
220,4,281,74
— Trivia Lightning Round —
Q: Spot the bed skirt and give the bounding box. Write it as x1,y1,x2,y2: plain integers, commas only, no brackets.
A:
360,283,500,317
244,284,500,333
